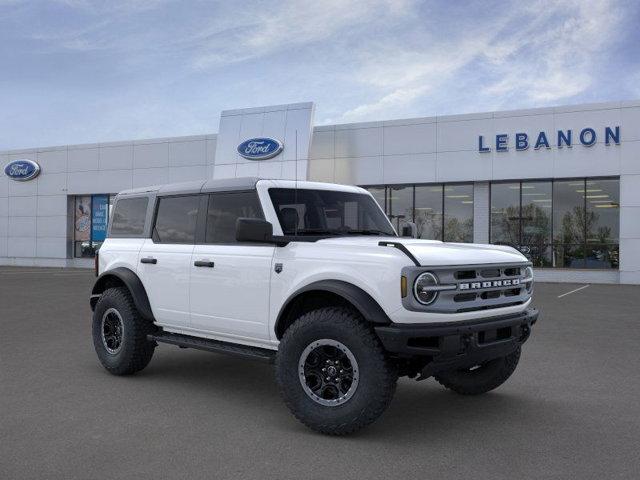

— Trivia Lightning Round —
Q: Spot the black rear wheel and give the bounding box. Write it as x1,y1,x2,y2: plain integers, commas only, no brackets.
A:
276,307,397,435
92,287,156,375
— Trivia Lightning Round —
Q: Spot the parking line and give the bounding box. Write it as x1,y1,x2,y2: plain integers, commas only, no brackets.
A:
557,285,590,298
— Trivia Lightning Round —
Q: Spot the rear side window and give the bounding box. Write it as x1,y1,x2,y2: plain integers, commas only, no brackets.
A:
110,197,148,236
205,192,263,244
153,195,200,244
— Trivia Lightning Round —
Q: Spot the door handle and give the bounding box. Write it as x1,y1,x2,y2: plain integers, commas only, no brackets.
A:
140,257,157,264
194,260,215,268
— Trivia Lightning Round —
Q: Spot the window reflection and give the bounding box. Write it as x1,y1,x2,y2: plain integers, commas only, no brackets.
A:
444,184,473,243
414,185,442,240
521,181,552,266
490,183,520,246
388,186,413,233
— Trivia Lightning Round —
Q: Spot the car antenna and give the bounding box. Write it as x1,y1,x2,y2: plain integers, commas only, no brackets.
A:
294,129,298,236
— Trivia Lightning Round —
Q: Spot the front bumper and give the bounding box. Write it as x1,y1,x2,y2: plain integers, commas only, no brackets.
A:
375,308,538,378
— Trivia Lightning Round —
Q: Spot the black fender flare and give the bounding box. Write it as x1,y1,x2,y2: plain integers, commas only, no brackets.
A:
275,280,391,338
90,267,154,321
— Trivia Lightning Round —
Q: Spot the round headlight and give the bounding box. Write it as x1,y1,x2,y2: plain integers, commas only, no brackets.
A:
414,272,439,305
524,266,534,293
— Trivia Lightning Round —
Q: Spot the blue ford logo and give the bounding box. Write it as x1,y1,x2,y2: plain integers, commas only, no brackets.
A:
4,159,41,181
237,137,283,160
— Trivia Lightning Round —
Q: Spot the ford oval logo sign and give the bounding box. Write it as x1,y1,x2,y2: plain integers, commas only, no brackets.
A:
4,159,41,181
237,137,283,160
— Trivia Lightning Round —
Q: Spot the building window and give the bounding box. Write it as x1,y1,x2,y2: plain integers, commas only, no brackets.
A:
363,183,474,242
490,178,619,269
74,194,115,257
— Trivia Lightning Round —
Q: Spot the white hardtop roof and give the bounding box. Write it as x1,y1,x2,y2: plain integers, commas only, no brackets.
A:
116,177,368,197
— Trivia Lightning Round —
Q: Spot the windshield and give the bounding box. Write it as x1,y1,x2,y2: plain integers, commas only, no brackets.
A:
268,188,396,237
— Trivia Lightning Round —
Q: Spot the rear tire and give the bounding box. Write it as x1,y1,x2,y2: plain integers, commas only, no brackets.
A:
92,287,156,375
434,347,521,395
276,307,397,435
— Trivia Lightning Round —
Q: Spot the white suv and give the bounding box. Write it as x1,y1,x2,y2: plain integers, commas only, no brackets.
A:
91,177,538,435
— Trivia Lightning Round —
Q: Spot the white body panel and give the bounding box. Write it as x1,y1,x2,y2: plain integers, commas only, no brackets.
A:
189,244,275,341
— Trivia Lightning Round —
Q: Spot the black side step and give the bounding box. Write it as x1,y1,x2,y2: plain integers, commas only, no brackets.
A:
148,332,276,363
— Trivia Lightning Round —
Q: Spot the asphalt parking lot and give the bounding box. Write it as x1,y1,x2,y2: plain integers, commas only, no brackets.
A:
1,268,639,480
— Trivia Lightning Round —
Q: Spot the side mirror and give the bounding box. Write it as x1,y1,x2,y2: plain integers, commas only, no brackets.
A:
401,222,417,238
236,218,274,243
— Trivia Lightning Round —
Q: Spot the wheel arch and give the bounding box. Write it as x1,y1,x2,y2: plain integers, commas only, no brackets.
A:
274,280,391,340
90,267,154,321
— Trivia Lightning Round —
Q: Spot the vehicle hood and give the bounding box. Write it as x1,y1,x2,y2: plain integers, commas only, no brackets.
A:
316,236,528,266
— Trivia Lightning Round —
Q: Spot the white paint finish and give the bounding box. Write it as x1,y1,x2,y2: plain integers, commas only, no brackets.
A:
238,112,266,150
37,195,67,217
37,173,67,195
8,178,37,197
383,123,437,155
214,113,243,165
492,112,555,144
281,160,308,181
620,271,640,284
620,140,640,175
8,216,36,237
68,147,99,171
99,144,133,170
169,140,207,167
0,198,6,217
334,156,383,185
8,196,37,217
133,142,169,169
132,167,169,188
36,216,67,237
309,130,334,159
235,162,260,178
206,138,217,165
620,175,640,206
620,106,640,142
67,171,101,194
620,206,640,238
136,239,194,328
436,150,492,182
36,149,67,174
491,144,554,180
281,106,314,162
334,127,382,158
168,165,207,183
36,237,67,258
0,236,6,257
382,153,436,184
437,118,494,152
553,142,620,178
307,158,334,183
554,108,622,140
0,216,6,236
189,245,275,340
97,169,133,193
7,237,36,257
0,174,7,197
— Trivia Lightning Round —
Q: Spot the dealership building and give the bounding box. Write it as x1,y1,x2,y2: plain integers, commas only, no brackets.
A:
1,100,639,284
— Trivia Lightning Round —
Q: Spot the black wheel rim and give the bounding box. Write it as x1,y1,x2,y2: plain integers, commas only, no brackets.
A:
101,308,124,355
298,339,359,407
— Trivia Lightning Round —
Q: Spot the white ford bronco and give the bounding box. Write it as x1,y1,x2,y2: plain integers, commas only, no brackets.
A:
91,177,538,435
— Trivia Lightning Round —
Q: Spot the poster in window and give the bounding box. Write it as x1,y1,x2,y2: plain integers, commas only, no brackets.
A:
91,195,109,242
75,196,91,241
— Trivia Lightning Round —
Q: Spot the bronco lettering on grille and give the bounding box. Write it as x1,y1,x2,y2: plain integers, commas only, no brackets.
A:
458,278,520,290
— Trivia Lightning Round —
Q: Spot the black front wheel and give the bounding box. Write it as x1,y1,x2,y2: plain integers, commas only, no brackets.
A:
276,307,397,435
92,287,156,375
434,347,521,395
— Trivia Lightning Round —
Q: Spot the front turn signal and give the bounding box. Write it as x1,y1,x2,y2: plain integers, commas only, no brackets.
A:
401,275,408,298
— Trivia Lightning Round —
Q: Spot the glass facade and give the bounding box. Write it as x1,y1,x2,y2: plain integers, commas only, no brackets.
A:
74,194,116,257
364,184,474,242
490,178,619,269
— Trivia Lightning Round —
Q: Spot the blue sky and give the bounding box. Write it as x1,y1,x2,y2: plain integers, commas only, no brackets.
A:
1,0,639,150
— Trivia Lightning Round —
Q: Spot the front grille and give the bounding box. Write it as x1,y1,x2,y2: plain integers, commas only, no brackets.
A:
405,263,532,313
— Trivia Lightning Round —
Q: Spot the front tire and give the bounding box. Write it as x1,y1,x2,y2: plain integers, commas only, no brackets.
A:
92,287,156,375
434,347,521,395
276,307,397,435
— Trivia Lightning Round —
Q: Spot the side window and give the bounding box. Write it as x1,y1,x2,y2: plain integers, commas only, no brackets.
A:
205,192,263,244
110,197,148,236
153,195,200,244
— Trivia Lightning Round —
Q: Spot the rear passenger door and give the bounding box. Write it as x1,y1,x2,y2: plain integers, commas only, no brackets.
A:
189,191,275,343
137,194,200,330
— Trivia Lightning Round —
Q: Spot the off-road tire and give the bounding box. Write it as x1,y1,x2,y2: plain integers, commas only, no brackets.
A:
92,287,156,375
434,347,521,395
276,307,397,435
